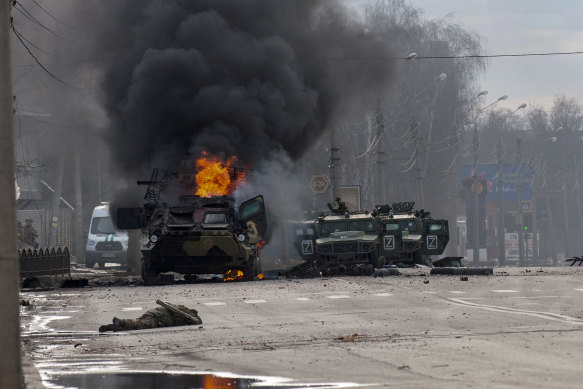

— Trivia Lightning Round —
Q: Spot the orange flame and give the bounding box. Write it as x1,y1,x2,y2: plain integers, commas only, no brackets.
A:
223,269,244,282
195,152,237,197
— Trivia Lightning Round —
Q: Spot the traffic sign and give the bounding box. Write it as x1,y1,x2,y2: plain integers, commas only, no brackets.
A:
309,174,330,194
521,200,532,212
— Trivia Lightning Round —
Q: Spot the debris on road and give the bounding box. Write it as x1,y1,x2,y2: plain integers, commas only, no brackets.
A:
336,333,359,342
460,276,469,281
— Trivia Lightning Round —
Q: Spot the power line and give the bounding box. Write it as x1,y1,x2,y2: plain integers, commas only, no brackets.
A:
11,25,52,55
13,1,71,42
29,0,77,31
10,22,72,86
323,50,583,61
403,51,583,60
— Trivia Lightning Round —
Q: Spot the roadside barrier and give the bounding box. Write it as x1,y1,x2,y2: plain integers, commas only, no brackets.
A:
19,247,70,278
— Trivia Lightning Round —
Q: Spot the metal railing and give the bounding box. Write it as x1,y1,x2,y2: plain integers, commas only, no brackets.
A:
19,247,70,278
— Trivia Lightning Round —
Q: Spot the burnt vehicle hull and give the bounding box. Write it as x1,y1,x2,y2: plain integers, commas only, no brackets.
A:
142,231,257,277
118,194,266,282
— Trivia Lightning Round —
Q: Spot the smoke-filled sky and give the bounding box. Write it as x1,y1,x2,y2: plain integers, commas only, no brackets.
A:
70,0,396,175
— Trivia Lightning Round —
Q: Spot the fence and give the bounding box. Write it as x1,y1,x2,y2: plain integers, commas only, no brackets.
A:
19,247,70,278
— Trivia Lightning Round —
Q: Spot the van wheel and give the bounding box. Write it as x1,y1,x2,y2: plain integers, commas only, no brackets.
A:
368,250,383,269
85,260,96,269
98,261,106,268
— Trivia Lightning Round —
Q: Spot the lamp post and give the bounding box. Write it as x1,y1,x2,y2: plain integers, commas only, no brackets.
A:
497,103,527,267
410,72,447,207
470,95,507,265
447,90,488,257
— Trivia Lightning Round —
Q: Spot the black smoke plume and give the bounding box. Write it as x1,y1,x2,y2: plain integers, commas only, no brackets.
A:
77,0,394,174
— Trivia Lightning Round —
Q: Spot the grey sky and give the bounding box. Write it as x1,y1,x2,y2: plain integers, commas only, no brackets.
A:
352,0,583,112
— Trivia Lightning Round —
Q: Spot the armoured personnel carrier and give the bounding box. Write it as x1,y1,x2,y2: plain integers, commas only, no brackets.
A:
311,199,382,275
116,169,266,282
287,200,450,276
374,201,449,266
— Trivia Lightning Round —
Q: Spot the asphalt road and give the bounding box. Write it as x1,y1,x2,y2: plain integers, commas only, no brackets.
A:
20,267,583,388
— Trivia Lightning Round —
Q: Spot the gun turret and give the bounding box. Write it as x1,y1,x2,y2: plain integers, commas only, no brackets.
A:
327,198,348,214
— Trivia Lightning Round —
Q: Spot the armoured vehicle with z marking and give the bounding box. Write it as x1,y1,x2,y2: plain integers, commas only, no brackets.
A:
290,200,449,275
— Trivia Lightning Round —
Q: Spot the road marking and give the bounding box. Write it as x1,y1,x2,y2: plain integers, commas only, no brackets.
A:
245,299,267,304
122,307,143,311
374,293,392,297
448,298,583,325
296,298,310,301
203,302,226,306
448,291,466,294
491,290,519,293
575,289,583,292
326,295,351,299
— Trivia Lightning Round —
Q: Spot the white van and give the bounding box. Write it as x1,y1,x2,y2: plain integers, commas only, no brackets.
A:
85,202,129,268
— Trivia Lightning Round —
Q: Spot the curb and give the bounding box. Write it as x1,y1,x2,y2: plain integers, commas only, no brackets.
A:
430,267,494,275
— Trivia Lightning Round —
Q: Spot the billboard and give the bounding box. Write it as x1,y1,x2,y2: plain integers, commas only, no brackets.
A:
340,186,361,212
460,164,531,202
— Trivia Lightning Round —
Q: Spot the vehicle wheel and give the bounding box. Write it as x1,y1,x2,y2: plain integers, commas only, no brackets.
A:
412,250,424,265
141,258,157,285
85,261,96,269
242,256,260,281
98,261,106,268
368,250,383,269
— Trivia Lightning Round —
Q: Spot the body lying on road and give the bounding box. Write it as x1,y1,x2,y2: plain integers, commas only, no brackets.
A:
99,301,202,332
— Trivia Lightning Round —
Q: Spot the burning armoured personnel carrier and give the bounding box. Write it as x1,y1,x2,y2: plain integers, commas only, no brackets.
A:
116,161,267,283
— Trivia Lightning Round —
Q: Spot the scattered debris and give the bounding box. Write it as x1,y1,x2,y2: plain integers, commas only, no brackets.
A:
20,299,31,306
336,333,359,342
423,279,429,284
566,256,583,266
460,276,468,281
61,279,89,288
373,268,401,277
22,276,55,290
74,343,82,348
397,365,410,370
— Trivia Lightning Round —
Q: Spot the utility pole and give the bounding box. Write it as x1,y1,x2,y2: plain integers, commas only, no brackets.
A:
472,123,480,265
517,139,525,266
412,119,422,207
375,101,386,203
561,157,570,259
496,137,505,266
531,169,539,262
73,141,84,265
329,128,339,201
0,1,22,387
545,192,558,265
447,124,460,257
49,153,66,247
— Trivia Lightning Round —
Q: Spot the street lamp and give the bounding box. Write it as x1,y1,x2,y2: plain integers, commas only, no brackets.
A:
497,103,527,266
470,95,508,265
447,90,488,257
409,72,448,207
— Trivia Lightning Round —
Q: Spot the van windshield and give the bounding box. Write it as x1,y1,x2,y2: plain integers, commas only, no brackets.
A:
91,217,116,234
